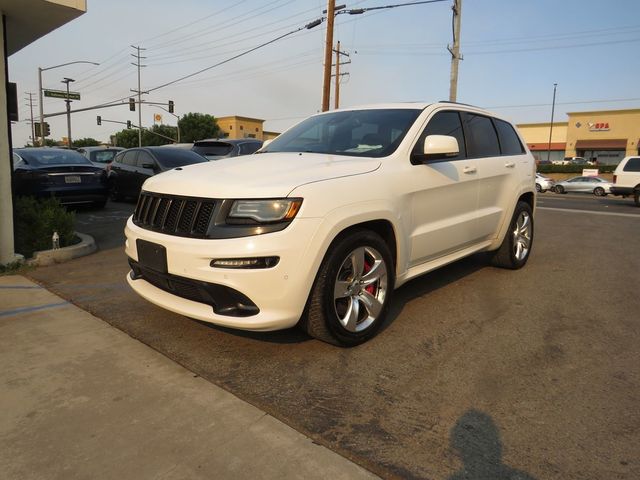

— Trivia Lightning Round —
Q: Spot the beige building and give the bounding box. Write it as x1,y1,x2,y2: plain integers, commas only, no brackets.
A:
216,115,279,141
518,108,640,165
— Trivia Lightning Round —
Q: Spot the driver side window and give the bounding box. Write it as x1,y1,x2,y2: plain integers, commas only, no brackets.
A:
412,111,467,160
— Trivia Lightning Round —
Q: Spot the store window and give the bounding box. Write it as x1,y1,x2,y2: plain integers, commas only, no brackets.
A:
579,150,625,165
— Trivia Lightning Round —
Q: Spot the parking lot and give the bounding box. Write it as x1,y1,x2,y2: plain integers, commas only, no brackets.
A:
28,194,640,480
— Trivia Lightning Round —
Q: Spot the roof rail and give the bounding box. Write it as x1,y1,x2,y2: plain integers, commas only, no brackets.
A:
438,100,481,108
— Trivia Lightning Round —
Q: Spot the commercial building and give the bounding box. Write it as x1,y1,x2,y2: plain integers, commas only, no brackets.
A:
0,0,87,265
518,108,640,165
216,115,279,141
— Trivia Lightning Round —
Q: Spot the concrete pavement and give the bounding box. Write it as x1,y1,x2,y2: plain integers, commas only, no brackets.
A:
0,275,377,480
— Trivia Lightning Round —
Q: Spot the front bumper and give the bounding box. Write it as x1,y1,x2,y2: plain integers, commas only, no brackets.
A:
124,216,323,331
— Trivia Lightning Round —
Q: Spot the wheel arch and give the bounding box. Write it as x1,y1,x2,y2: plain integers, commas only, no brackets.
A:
327,219,398,269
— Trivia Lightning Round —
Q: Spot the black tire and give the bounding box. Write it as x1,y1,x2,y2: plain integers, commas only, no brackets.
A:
535,183,542,193
490,201,534,270
634,190,640,207
300,230,394,346
110,185,124,202
93,198,107,209
555,185,565,194
593,187,605,197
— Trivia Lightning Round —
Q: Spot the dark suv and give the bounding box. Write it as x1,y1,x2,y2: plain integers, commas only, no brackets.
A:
192,139,263,160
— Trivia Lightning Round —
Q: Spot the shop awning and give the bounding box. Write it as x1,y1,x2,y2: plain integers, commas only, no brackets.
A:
527,142,566,151
575,139,627,149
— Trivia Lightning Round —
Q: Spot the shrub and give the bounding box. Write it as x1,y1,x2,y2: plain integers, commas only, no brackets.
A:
13,197,77,258
537,164,616,174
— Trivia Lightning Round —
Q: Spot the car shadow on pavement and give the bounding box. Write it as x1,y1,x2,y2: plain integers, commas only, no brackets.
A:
194,321,312,345
448,409,537,480
382,252,490,334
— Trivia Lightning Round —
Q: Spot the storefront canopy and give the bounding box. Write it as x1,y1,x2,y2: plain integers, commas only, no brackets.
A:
575,139,627,150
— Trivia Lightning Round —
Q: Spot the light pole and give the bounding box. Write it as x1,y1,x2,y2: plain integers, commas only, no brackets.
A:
61,77,75,147
547,83,558,163
38,60,99,146
150,105,180,142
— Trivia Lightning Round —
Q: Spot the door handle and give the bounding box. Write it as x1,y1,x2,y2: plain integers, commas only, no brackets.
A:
463,166,477,174
505,162,515,168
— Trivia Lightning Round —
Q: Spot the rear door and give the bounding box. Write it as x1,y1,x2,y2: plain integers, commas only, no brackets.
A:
134,150,157,196
118,150,139,196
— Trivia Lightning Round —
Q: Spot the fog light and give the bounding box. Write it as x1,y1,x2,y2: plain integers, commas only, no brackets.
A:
210,256,279,269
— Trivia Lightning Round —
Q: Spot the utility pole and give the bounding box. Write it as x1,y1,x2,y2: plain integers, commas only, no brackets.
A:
25,92,36,146
448,0,463,102
131,45,147,147
547,83,558,163
321,0,336,112
333,41,350,110
61,77,75,147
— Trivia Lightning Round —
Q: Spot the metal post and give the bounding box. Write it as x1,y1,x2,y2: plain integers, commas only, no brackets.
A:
62,77,74,147
321,0,336,112
38,67,44,146
26,92,35,146
334,41,340,110
131,45,146,147
547,83,557,163
448,0,463,102
177,115,181,143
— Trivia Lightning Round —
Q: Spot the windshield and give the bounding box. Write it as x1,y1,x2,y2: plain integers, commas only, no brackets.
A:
192,142,234,160
261,108,422,158
152,148,209,169
17,149,92,166
91,150,119,164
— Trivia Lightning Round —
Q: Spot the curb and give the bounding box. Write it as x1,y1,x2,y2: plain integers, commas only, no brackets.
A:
27,232,97,267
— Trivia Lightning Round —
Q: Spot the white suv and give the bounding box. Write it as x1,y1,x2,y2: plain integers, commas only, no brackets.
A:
125,103,536,346
610,156,640,206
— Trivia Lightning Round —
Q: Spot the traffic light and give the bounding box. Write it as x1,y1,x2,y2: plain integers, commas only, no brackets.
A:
43,122,50,137
97,115,102,126
129,97,135,111
168,100,174,114
126,120,132,129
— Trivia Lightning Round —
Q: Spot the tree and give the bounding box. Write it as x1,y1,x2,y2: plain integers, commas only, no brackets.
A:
113,124,179,148
178,112,220,142
73,137,101,147
113,128,139,148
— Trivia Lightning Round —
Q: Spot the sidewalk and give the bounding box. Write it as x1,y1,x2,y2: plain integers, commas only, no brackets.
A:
0,275,378,480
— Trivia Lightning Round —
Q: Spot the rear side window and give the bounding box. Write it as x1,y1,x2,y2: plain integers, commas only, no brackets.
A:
239,142,262,155
493,119,524,155
123,150,138,166
464,114,500,158
623,158,640,172
136,151,156,168
413,110,466,160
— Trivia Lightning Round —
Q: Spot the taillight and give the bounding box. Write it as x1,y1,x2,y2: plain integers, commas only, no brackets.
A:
613,175,617,184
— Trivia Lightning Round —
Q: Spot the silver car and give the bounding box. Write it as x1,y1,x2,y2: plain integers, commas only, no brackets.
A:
553,176,612,196
535,173,555,193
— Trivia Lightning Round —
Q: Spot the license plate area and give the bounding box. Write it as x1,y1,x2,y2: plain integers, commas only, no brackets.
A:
64,175,81,184
136,240,168,273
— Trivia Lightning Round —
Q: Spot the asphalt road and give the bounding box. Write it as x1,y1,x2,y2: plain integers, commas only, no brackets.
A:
30,195,640,479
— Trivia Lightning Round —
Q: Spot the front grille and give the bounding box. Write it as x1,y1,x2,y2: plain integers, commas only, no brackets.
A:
133,192,215,238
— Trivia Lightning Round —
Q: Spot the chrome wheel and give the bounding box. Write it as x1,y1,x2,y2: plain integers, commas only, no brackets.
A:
512,211,532,262
333,246,388,333
594,187,605,196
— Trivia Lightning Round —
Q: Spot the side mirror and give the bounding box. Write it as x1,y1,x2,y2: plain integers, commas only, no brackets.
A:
256,139,273,153
423,135,459,158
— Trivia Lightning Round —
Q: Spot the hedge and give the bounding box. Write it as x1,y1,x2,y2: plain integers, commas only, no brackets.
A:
537,164,616,174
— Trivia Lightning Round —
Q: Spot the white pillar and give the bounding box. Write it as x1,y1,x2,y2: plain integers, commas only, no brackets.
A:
0,16,17,265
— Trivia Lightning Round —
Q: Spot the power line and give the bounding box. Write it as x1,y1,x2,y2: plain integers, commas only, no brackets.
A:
487,97,640,110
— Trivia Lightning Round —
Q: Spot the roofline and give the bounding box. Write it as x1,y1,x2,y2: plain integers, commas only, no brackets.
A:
517,122,569,127
566,108,640,116
217,115,265,123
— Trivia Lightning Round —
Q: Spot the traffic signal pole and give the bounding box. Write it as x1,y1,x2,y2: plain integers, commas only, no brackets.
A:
448,0,463,102
321,0,336,112
131,45,146,147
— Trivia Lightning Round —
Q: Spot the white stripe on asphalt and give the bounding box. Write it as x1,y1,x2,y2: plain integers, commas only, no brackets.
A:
537,206,640,218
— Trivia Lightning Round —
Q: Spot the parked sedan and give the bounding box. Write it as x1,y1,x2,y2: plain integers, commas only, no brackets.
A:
535,173,555,193
12,148,108,207
76,146,124,169
192,139,263,160
553,176,612,196
108,147,208,200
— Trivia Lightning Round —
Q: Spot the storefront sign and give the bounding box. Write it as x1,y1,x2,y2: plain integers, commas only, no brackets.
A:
582,169,599,177
588,122,609,132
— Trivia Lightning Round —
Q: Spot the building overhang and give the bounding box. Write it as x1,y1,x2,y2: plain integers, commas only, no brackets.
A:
527,142,566,151
575,139,627,150
1,0,86,56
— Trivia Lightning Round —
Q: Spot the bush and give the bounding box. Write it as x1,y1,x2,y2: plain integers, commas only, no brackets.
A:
537,164,616,174
13,197,77,258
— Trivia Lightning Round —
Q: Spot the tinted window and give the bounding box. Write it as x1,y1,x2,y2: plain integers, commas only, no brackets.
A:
493,119,524,155
137,151,156,168
623,158,640,172
91,150,119,164
123,150,138,166
464,114,500,158
413,110,466,160
192,141,234,158
151,148,208,168
262,109,422,158
239,142,262,155
113,152,125,164
15,149,92,166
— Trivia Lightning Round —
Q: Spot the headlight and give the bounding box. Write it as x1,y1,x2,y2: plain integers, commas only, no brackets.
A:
228,198,302,223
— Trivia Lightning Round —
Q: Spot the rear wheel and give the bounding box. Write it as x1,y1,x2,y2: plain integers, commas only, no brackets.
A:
594,186,605,196
555,185,565,194
490,201,534,270
535,183,542,193
301,230,394,346
110,184,124,202
634,190,640,207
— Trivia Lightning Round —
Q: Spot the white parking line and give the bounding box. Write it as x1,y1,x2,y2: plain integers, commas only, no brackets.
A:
537,206,640,218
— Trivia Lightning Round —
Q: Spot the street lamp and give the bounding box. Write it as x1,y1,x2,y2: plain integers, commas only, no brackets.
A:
38,60,99,146
61,77,75,147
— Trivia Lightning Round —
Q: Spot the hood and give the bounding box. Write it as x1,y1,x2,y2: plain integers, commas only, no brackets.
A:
142,152,381,198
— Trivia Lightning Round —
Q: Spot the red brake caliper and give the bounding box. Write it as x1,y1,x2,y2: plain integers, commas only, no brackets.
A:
362,259,376,295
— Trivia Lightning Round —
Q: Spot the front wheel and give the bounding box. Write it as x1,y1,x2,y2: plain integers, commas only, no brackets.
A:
301,230,394,346
555,185,565,194
593,187,605,196
490,201,534,270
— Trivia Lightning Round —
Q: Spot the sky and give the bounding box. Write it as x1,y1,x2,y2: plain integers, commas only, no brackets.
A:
9,0,640,146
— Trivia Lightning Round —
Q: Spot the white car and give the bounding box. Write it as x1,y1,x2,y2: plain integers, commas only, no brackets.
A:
125,102,536,346
610,156,640,206
535,173,555,193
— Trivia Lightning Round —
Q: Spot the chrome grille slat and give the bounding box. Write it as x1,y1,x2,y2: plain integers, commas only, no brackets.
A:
133,193,215,238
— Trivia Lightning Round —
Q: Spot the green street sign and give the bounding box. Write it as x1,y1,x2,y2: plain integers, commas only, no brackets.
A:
44,89,81,100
